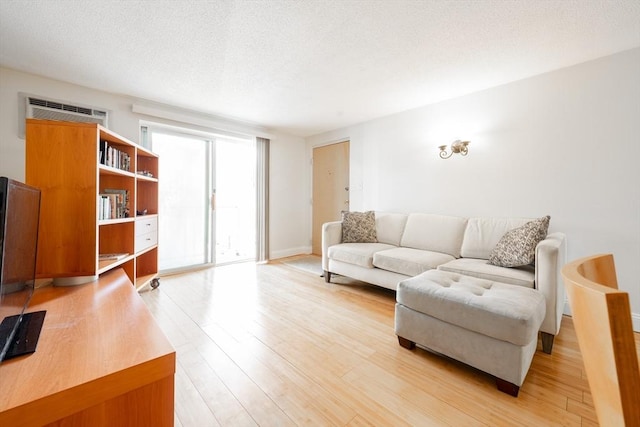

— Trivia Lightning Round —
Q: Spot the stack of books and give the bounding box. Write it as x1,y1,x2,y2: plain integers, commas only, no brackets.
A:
100,140,131,171
98,188,130,220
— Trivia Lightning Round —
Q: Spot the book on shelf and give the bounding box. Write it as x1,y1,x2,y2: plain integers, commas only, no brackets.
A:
104,188,130,218
98,253,129,261
98,194,113,220
99,140,131,172
98,189,130,220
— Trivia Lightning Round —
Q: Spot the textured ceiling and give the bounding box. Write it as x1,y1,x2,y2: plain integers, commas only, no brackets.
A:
1,0,639,137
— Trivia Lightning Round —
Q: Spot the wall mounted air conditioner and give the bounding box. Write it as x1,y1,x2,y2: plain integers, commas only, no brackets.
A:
18,93,110,138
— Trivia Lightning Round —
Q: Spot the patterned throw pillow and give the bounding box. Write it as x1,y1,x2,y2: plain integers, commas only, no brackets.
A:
341,211,377,243
488,216,551,267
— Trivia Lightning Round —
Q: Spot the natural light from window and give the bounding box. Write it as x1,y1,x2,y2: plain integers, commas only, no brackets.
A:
151,130,256,272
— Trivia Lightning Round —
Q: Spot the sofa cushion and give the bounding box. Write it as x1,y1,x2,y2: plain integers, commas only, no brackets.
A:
328,243,396,269
460,217,532,259
341,211,377,243
489,216,550,267
438,258,535,288
375,212,408,246
399,214,468,258
373,247,455,277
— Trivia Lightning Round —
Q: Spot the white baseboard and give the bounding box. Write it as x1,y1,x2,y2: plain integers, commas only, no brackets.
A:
564,300,640,333
269,246,312,260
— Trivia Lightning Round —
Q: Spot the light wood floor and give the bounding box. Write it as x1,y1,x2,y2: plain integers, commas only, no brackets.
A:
140,256,640,426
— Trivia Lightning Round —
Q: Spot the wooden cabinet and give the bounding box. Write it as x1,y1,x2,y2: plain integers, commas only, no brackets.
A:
26,119,159,290
0,269,175,426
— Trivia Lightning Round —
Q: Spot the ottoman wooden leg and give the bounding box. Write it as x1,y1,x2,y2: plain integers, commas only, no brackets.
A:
398,336,416,350
541,332,554,354
496,378,520,397
324,271,331,283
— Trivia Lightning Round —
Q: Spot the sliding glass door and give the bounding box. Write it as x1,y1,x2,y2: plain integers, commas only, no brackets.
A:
149,127,256,273
214,137,256,264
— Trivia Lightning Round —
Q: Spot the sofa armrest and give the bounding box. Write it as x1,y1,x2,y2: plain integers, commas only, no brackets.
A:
322,221,342,271
535,232,567,337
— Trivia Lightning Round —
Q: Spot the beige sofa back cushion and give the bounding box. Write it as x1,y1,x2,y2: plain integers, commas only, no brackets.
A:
400,213,468,257
375,212,408,246
460,217,533,259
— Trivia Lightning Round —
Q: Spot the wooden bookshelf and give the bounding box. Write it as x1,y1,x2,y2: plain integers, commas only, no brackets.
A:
25,119,159,289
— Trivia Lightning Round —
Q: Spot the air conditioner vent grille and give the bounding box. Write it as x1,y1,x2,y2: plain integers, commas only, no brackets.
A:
25,96,109,129
28,97,98,117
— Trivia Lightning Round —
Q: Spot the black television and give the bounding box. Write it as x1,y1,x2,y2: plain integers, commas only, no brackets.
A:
0,176,46,362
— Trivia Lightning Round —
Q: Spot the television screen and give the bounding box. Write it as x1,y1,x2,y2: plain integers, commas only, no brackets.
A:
0,176,45,362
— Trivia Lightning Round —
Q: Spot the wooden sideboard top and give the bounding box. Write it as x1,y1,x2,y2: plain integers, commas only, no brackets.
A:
0,268,175,426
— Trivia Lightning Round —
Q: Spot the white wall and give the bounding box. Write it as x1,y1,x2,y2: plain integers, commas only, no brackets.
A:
307,48,640,330
0,67,309,260
269,133,312,258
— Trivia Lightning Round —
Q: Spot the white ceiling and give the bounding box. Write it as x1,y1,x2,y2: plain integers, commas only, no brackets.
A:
1,1,639,137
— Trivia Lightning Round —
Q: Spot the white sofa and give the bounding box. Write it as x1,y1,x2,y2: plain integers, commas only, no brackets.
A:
322,212,566,353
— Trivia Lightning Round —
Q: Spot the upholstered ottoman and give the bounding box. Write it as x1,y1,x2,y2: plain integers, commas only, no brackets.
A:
394,270,545,396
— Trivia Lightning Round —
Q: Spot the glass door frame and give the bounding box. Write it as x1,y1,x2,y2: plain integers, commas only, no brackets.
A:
142,122,258,275
147,125,215,274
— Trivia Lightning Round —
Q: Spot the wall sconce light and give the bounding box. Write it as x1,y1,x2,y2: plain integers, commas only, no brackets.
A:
439,140,470,159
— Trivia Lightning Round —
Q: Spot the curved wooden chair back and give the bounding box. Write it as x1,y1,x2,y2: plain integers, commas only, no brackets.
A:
561,254,640,426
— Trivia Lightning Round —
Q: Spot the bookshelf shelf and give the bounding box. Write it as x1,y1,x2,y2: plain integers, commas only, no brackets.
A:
99,217,135,226
97,255,135,274
98,164,136,178
26,119,159,290
135,174,158,183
